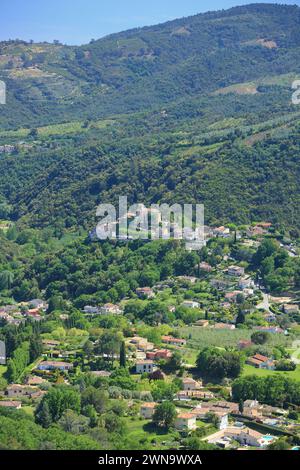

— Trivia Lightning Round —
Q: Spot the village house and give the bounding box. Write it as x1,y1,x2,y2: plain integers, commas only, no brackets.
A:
37,361,73,371
227,265,245,277
140,402,157,419
0,313,22,326
129,336,154,352
243,400,263,419
238,277,254,290
24,309,43,321
100,303,123,315
207,427,275,448
83,305,101,314
177,276,198,284
213,226,231,238
225,291,241,303
177,390,215,400
146,349,172,360
194,407,229,430
182,378,203,391
181,300,200,309
264,312,277,323
283,304,299,314
42,339,60,350
199,262,213,273
193,319,209,328
135,360,155,374
161,335,186,347
25,375,47,386
254,326,284,334
0,400,22,409
246,354,275,370
136,287,155,299
213,323,235,330
210,279,230,290
29,299,48,311
175,413,197,431
90,370,112,378
6,384,38,398
0,144,16,153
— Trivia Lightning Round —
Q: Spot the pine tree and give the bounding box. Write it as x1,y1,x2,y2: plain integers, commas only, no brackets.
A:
5,359,17,383
119,341,126,367
239,399,244,414
29,336,43,363
35,400,52,428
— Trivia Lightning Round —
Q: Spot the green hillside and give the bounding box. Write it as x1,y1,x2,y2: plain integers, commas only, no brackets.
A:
0,4,299,229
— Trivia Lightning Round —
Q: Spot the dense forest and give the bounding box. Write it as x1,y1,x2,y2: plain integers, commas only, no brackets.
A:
0,4,299,230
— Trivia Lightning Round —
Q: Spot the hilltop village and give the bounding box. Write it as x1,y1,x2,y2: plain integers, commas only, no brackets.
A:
1,221,300,450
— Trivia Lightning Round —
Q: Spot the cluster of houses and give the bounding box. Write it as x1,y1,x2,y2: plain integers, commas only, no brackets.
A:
246,353,275,370
0,299,48,325
139,377,283,448
83,303,123,315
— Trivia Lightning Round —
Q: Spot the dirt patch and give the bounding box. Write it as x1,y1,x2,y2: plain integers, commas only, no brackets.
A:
171,27,191,36
256,39,278,49
213,83,258,96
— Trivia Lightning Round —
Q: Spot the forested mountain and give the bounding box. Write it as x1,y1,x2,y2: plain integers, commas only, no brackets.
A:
0,3,300,229
1,3,300,128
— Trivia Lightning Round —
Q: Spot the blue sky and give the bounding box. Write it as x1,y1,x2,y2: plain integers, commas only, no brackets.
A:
1,1,299,45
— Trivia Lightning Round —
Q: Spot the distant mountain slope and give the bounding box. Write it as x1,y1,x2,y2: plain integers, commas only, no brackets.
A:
0,4,300,231
0,3,300,128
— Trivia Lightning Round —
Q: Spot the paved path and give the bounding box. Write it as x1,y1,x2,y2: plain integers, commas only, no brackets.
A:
256,292,271,313
291,341,300,365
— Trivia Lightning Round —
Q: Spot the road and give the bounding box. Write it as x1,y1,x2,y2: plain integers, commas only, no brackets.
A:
256,292,271,313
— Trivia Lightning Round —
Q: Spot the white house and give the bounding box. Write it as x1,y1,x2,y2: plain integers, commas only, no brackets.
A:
182,378,203,391
83,305,100,314
181,300,200,309
238,277,254,289
140,402,157,419
228,265,245,277
175,413,197,431
100,303,123,315
136,360,155,374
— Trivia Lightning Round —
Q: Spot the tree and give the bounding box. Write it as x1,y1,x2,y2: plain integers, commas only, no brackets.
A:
184,437,217,450
119,341,126,368
47,295,64,313
251,331,270,345
83,340,94,359
239,399,244,414
5,359,18,383
205,412,219,428
36,386,81,423
95,331,123,365
58,409,89,434
29,336,43,362
28,128,38,138
268,438,290,450
196,347,242,380
0,271,14,291
236,308,245,325
104,412,126,435
164,350,182,373
81,386,108,414
35,400,52,428
153,401,177,428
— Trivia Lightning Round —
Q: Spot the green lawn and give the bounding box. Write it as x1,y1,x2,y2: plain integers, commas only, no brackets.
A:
178,327,291,350
124,418,180,450
242,364,300,381
22,406,35,417
0,365,7,378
